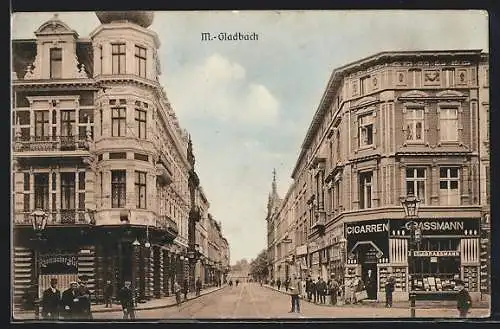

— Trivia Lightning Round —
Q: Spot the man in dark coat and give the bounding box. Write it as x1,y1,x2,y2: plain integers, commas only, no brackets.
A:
276,278,281,290
317,277,327,304
385,275,395,307
61,282,80,319
311,278,318,303
329,277,339,306
118,281,135,320
456,280,472,318
104,280,113,308
41,278,61,320
77,279,92,319
365,269,376,300
183,278,189,301
305,277,312,301
195,277,202,296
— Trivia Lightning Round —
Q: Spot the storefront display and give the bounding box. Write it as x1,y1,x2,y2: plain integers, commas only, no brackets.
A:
463,266,479,292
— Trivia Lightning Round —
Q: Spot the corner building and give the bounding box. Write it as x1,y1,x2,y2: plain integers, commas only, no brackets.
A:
268,50,490,302
11,12,229,306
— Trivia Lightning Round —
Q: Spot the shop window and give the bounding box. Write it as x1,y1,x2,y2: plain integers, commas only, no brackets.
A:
358,113,373,147
439,107,458,142
406,168,426,203
439,167,460,206
359,171,372,209
405,108,424,142
111,170,126,208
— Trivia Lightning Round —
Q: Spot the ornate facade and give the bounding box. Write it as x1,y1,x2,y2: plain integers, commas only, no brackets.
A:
11,12,229,307
266,50,490,302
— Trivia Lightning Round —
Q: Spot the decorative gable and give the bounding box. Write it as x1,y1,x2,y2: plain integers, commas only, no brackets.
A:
34,14,78,38
436,90,466,98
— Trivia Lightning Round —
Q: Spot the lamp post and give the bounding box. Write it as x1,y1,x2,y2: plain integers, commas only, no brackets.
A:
400,192,421,318
30,209,47,320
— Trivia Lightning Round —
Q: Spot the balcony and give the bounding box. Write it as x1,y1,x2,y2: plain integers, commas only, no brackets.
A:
156,215,179,237
13,136,90,155
14,209,92,226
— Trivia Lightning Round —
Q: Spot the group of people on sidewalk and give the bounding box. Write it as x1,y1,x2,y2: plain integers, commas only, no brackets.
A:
275,278,291,292
40,277,92,320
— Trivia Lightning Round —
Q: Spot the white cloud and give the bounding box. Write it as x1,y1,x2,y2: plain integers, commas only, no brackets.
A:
165,53,280,125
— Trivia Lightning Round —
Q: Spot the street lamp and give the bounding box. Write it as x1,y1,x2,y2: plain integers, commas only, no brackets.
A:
400,192,421,318
30,209,47,319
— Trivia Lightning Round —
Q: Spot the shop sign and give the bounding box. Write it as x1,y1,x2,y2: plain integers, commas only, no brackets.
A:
40,255,78,267
296,245,308,256
391,218,480,236
345,219,390,260
413,250,460,257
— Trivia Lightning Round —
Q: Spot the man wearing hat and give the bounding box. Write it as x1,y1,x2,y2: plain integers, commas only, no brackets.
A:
118,281,135,320
61,281,80,319
456,279,472,318
41,278,61,320
77,278,92,319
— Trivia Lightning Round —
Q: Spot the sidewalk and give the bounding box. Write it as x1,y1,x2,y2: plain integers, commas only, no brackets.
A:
263,285,489,309
13,285,226,319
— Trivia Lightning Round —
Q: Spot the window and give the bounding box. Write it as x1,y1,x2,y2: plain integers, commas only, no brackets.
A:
35,111,50,140
15,111,30,140
358,113,374,147
78,172,85,210
360,76,370,95
134,153,149,162
112,43,126,74
34,174,49,209
60,172,76,209
439,108,458,141
24,173,30,191
359,171,372,209
334,180,341,210
50,48,62,79
111,170,126,208
78,172,85,190
99,109,103,136
135,108,147,139
109,152,127,159
442,68,455,88
111,107,126,137
78,109,94,140
405,108,424,142
409,69,422,88
135,45,147,78
336,129,341,161
60,110,75,137
406,168,426,203
439,168,459,206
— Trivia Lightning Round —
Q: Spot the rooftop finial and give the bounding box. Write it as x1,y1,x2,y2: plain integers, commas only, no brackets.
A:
272,168,277,196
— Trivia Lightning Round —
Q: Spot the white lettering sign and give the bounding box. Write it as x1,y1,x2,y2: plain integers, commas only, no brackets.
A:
405,221,464,232
347,222,389,235
412,250,460,257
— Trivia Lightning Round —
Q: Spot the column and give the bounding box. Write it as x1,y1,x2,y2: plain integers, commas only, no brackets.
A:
399,163,406,199
126,41,134,75
29,170,34,210
75,169,79,214
126,167,135,211
48,169,53,214
352,168,359,210
103,170,111,209
430,164,439,205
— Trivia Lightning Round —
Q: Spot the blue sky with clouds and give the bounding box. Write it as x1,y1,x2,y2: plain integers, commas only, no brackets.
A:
11,10,488,264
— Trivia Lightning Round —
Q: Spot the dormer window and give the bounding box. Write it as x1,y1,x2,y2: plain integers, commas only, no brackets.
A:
50,48,62,79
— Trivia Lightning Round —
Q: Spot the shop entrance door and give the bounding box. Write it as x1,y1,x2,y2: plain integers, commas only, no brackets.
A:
359,246,379,300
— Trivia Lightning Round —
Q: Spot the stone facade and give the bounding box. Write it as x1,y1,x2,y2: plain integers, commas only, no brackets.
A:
11,12,229,306
266,50,490,301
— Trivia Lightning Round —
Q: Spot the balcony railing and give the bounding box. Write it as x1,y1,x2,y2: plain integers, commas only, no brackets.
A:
15,209,90,225
156,215,179,235
13,136,90,152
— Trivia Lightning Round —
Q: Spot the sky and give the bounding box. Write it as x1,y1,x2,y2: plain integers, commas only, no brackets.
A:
11,10,488,264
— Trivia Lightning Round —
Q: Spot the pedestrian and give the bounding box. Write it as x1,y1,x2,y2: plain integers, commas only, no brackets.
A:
276,278,281,290
353,275,365,304
365,269,376,300
385,275,395,308
288,275,302,313
346,277,356,304
104,280,113,308
329,277,339,306
174,281,182,307
41,277,61,320
305,277,311,301
311,278,318,303
61,281,79,319
236,279,239,286
456,280,472,318
183,278,189,301
318,277,326,304
195,277,202,296
118,281,135,320
77,279,92,319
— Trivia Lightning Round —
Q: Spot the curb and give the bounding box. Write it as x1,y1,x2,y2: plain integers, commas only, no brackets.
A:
262,285,489,310
93,285,226,313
